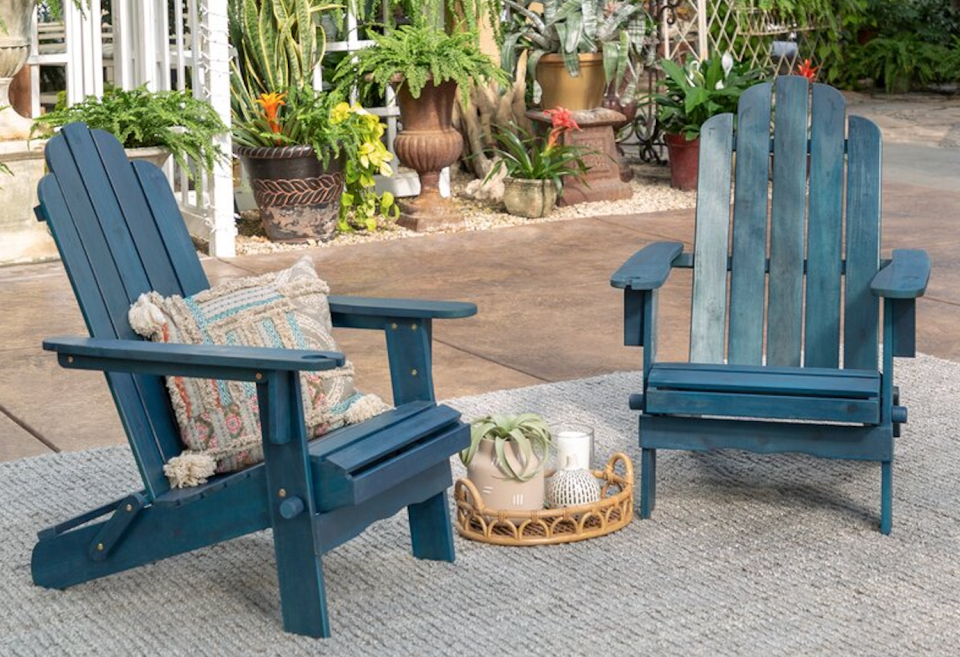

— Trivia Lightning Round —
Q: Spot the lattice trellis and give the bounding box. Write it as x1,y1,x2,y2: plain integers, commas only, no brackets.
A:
629,0,829,163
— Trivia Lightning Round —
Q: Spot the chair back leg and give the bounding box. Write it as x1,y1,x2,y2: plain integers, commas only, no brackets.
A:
640,448,657,519
408,490,456,562
881,461,893,535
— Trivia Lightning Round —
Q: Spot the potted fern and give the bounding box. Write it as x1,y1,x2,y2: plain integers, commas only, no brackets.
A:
30,86,226,176
461,414,553,511
229,0,395,241
500,0,653,111
333,22,508,231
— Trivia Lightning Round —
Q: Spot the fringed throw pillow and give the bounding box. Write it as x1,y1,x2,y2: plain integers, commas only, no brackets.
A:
128,256,390,488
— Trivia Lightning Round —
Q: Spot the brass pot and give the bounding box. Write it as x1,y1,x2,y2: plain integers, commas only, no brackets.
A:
536,53,606,111
502,177,557,218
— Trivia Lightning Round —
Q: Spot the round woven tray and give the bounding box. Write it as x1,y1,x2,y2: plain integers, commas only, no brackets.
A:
454,452,634,546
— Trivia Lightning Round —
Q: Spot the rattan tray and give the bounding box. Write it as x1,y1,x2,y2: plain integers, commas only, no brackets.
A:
454,452,634,546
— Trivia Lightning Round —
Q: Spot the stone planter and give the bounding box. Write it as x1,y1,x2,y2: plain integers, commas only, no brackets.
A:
394,79,464,232
537,53,606,111
236,144,344,242
502,177,557,218
0,0,34,140
466,438,545,512
664,132,700,191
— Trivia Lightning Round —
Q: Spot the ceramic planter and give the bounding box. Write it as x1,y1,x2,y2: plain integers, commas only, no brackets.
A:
394,79,464,232
466,438,545,512
125,146,172,169
502,177,557,218
0,0,34,140
664,133,700,191
537,53,605,111
236,144,344,242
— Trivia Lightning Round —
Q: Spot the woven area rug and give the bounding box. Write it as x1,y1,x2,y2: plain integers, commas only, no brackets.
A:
3,354,960,656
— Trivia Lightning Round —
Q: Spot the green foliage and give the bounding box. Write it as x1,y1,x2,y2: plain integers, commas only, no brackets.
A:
483,122,591,196
500,0,654,103
648,54,763,141
30,86,227,180
332,24,509,104
849,33,953,93
462,414,553,482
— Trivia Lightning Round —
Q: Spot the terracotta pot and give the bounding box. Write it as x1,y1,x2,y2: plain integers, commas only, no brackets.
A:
236,144,344,242
537,53,606,111
0,0,34,140
664,133,700,191
466,438,545,512
502,177,557,218
394,79,464,232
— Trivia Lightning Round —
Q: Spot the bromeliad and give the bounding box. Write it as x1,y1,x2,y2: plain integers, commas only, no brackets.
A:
254,92,287,139
796,59,818,83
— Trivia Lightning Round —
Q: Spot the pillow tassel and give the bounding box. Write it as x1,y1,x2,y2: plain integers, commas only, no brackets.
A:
128,293,167,339
163,453,217,488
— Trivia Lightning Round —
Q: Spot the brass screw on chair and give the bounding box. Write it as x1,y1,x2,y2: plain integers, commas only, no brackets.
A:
278,488,287,498
411,369,418,377
125,504,133,512
391,323,398,329
411,323,418,330
96,543,104,552
255,372,263,381
67,356,74,364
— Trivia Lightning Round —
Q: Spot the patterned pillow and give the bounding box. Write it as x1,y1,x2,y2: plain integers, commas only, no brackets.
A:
128,256,390,488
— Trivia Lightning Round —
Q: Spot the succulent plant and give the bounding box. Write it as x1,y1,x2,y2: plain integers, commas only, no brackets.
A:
462,413,553,482
500,0,655,104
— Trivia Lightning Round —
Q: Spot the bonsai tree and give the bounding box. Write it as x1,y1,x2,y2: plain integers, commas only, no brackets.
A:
499,0,654,104
30,86,227,180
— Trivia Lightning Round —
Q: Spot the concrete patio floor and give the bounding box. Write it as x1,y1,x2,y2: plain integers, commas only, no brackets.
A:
1,133,958,463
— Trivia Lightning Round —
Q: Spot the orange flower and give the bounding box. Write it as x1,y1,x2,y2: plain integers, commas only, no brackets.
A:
254,92,287,136
796,59,818,83
543,106,580,149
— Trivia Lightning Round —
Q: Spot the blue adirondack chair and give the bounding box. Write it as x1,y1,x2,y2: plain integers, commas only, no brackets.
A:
30,123,477,637
611,77,931,534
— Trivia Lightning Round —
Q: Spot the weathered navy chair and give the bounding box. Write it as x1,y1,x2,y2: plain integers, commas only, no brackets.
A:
611,77,930,534
31,123,476,637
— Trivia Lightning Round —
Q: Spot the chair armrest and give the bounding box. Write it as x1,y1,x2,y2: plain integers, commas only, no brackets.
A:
871,249,931,299
43,337,344,382
610,242,684,290
329,296,477,320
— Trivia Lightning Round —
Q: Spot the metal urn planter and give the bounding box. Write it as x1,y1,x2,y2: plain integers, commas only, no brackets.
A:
394,79,464,232
0,0,34,140
236,145,344,242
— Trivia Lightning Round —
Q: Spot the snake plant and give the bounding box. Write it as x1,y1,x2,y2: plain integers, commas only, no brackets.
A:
500,0,654,104
462,414,553,482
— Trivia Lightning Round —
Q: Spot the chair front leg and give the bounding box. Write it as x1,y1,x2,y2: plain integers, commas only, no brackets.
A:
257,370,330,638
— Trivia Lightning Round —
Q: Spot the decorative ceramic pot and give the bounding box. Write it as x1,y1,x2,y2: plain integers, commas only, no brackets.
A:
0,0,34,140
537,53,606,111
236,144,344,242
466,438,545,512
664,132,700,191
546,458,602,509
394,79,463,232
502,177,557,218
125,146,172,169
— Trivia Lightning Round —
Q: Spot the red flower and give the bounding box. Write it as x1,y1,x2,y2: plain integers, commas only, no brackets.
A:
796,59,818,83
543,106,581,149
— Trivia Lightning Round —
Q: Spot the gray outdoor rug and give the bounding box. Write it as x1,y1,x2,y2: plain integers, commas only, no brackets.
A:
3,354,960,656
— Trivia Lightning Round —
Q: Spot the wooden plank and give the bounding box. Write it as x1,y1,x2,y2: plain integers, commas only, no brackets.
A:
728,82,772,365
328,296,477,319
639,415,894,461
132,161,209,296
623,289,645,347
651,361,879,379
644,389,880,424
844,116,883,370
804,84,846,368
647,366,879,398
610,241,684,290
870,249,930,299
408,490,457,561
689,113,734,364
91,130,183,297
385,319,435,404
766,76,809,366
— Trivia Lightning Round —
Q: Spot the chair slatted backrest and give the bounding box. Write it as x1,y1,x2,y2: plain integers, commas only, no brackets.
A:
36,123,210,499
690,77,882,370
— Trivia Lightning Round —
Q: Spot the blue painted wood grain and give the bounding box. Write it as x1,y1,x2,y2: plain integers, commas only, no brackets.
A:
804,84,846,368
690,113,734,364
728,82,772,365
766,76,809,367
610,241,684,290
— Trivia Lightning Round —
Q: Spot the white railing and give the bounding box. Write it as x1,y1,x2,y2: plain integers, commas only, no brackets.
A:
26,0,236,257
